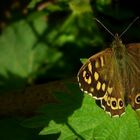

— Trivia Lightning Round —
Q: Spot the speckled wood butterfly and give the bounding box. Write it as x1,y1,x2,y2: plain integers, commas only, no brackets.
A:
77,17,140,117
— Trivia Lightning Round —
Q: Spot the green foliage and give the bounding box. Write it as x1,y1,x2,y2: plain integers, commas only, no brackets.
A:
0,0,103,92
28,0,43,8
80,58,88,64
69,0,92,14
23,84,140,140
1,0,139,92
0,15,48,91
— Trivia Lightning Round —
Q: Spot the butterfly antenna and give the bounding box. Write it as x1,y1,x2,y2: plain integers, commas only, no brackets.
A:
94,18,115,38
120,16,140,38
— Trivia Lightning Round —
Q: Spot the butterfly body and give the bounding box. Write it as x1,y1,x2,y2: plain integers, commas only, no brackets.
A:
77,33,140,117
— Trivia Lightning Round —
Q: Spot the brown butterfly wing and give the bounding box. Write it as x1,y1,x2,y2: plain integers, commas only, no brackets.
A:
101,80,125,117
77,42,140,117
126,43,140,110
77,48,112,99
77,48,126,117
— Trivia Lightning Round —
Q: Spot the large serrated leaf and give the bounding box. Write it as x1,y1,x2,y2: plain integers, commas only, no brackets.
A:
23,83,140,140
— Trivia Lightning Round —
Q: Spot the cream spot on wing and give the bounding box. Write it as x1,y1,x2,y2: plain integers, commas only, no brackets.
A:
107,97,111,106
77,76,79,82
96,81,101,91
107,87,113,94
87,77,92,84
102,83,106,91
79,83,81,87
95,59,100,68
101,100,105,110
83,71,86,78
94,71,99,81
106,111,111,116
103,93,108,101
100,56,104,67
84,91,88,94
81,88,84,92
113,114,119,118
120,112,125,117
90,87,94,92
88,93,92,97
88,63,92,74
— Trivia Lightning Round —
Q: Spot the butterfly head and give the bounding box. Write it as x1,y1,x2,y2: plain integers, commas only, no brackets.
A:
112,33,123,48
112,33,126,59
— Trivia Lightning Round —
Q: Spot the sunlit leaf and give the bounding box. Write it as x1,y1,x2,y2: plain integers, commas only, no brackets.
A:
23,84,140,140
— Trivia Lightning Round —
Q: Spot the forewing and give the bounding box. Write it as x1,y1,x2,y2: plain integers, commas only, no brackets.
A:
77,48,112,99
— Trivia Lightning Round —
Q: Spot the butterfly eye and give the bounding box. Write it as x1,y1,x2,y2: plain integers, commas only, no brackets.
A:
85,71,90,79
82,70,92,84
112,100,117,107
118,98,124,109
110,98,118,110
119,100,123,107
135,94,140,104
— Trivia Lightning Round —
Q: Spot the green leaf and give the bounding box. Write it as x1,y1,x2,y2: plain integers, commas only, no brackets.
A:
80,58,88,64
23,84,140,140
0,15,48,91
69,0,92,14
28,0,43,8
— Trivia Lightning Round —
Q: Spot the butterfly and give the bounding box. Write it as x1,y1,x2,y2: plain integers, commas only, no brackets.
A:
77,18,140,117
